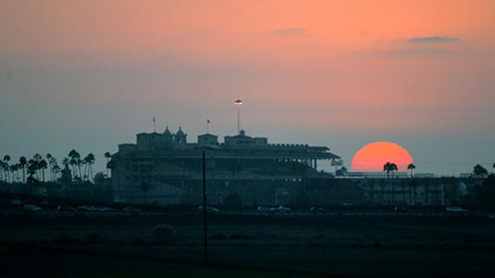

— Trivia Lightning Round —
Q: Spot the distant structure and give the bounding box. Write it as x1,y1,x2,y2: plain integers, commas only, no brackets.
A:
110,126,340,203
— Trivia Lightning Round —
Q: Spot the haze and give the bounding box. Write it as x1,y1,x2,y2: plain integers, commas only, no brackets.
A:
1,0,494,176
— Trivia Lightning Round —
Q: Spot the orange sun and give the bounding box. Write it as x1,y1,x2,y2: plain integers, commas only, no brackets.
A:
350,142,414,172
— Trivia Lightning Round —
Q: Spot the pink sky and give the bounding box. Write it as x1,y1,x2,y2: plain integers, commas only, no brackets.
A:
1,1,494,175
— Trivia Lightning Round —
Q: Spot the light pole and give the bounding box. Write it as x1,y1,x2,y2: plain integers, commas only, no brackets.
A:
234,99,243,135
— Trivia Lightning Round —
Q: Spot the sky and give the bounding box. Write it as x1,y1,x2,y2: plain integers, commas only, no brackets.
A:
1,0,494,176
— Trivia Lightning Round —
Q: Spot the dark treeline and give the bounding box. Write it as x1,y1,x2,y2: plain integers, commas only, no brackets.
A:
0,150,114,204
1,150,114,184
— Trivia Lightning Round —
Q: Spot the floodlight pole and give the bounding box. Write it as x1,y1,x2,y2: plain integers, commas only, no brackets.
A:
234,99,243,135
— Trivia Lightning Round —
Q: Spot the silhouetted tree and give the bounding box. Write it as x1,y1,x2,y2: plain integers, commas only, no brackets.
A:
83,153,95,182
407,163,416,177
52,164,61,180
341,166,348,174
383,162,398,204
383,162,398,178
62,157,69,168
106,159,116,175
33,153,43,180
39,159,47,182
0,161,4,182
68,150,81,181
336,166,348,177
10,164,18,183
473,164,488,178
47,155,58,181
12,164,18,182
104,152,112,176
106,158,118,189
3,155,11,183
46,154,53,181
19,156,27,183
27,159,38,182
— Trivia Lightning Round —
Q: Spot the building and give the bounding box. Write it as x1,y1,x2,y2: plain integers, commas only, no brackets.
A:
110,127,340,204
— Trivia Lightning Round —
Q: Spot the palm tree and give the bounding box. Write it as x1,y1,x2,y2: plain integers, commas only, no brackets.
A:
0,160,6,182
106,159,116,173
62,157,69,168
335,166,348,177
0,161,4,181
83,153,95,182
104,152,112,176
47,155,58,181
383,162,398,204
46,154,53,181
473,164,488,178
33,153,43,180
3,155,11,183
407,163,416,177
383,162,398,178
52,164,61,180
19,156,27,183
27,159,38,181
39,159,48,182
68,149,81,180
15,163,22,182
106,158,118,189
9,164,18,183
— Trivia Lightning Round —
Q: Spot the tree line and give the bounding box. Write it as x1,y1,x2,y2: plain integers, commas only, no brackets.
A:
0,150,114,184
381,162,491,178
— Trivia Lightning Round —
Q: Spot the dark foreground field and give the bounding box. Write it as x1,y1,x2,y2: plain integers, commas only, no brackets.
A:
1,211,495,277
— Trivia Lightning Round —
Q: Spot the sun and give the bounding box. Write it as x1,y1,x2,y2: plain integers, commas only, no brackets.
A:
350,142,414,172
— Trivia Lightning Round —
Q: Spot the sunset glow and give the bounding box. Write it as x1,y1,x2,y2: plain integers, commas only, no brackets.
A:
0,1,494,175
350,142,414,172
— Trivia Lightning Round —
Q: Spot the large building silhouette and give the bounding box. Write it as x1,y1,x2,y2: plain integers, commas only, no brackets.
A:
111,127,340,204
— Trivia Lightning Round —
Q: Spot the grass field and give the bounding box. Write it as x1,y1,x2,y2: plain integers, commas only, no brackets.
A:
1,211,494,277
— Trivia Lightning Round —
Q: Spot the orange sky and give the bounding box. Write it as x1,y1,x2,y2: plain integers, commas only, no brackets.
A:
3,1,494,60
1,0,494,175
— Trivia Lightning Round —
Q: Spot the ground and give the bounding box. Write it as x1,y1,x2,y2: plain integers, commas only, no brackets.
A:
1,210,494,277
